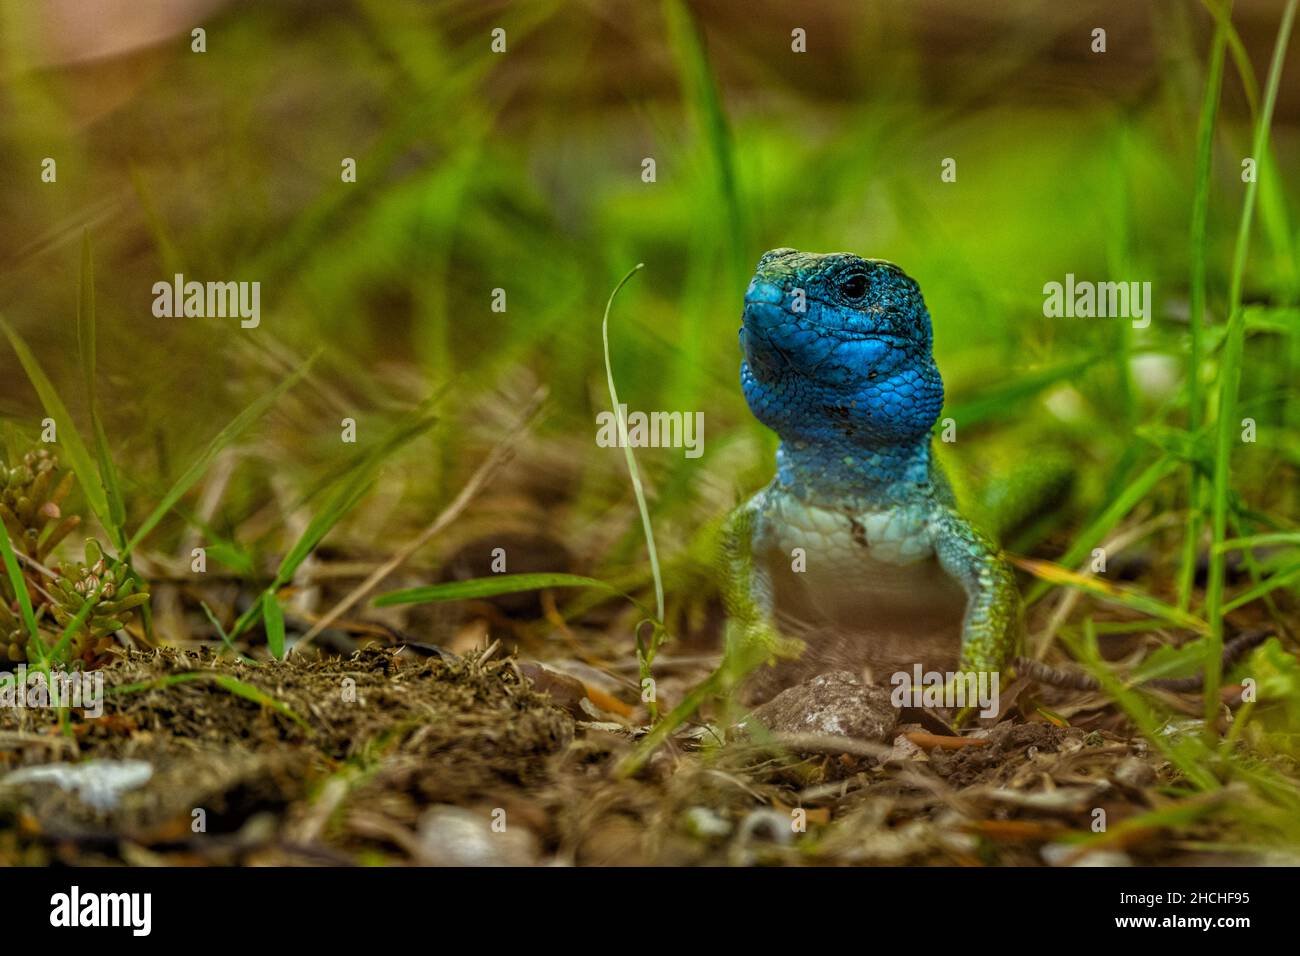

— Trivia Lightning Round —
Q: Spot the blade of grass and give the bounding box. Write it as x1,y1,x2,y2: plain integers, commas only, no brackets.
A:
0,519,44,662
1058,791,1228,856
274,460,375,588
124,351,320,555
1014,556,1209,633
1107,120,1136,444
1178,4,1230,611
170,508,255,576
228,465,376,643
107,671,308,729
77,234,127,551
603,263,672,720
229,406,434,643
288,395,442,512
1062,621,1219,790
1222,559,1300,613
198,599,241,658
226,476,374,647
1216,531,1300,552
263,591,286,659
127,165,185,277
1199,0,1259,119
1026,456,1177,604
0,314,112,530
601,264,661,623
295,389,541,654
662,0,746,277
942,353,1103,429
73,232,154,638
1205,0,1297,727
376,573,629,607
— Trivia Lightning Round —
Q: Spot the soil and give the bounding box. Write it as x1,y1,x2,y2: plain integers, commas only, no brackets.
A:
0,642,1266,866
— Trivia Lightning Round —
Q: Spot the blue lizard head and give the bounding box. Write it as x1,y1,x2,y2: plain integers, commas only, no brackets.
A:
740,248,943,447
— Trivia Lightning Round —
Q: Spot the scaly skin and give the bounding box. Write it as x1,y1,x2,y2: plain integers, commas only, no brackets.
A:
723,248,1021,697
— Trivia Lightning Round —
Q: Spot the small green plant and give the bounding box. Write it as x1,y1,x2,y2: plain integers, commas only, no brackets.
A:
0,448,80,564
47,538,150,664
0,572,34,663
0,447,149,665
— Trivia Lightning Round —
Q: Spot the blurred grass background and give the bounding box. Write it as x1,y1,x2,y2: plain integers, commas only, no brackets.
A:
0,0,1297,669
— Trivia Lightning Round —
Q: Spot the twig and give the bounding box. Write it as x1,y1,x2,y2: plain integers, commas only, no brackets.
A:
905,732,990,751
733,733,892,760
15,551,57,579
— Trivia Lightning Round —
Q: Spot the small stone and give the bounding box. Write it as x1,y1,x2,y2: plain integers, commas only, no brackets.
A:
740,670,898,742
4,759,153,811
683,806,732,839
416,806,537,866
882,731,927,767
1041,842,1132,867
1113,756,1156,789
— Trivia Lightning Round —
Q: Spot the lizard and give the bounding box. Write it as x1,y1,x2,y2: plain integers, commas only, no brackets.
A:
618,247,1269,770
713,248,1271,709
717,247,1020,707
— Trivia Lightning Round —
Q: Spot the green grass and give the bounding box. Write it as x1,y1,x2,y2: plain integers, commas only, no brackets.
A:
0,0,1299,849
0,316,113,536
1178,0,1230,613
1204,0,1298,726
226,405,437,655
124,354,320,556
375,572,634,608
0,519,42,659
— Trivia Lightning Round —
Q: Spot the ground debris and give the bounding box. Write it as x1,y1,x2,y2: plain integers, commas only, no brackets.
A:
0,648,1276,866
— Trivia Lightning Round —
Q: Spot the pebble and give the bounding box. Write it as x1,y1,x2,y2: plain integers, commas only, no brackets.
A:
740,670,898,742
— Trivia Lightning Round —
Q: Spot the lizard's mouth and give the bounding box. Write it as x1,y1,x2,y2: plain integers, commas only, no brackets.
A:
742,295,914,343
742,303,913,349
741,326,910,391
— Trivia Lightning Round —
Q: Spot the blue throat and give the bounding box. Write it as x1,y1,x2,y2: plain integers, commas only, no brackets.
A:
773,432,933,504
737,248,946,507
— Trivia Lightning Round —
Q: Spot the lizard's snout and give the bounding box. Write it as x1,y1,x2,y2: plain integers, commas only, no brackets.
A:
744,277,786,306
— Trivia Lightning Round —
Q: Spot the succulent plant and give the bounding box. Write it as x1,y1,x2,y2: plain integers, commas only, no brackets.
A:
0,596,27,665
0,448,80,562
0,449,149,665
48,538,150,664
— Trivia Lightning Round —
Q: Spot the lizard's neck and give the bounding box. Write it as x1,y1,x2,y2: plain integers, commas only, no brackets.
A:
774,433,933,505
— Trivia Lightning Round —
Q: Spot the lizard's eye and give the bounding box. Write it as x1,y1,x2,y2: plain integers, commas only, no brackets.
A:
837,271,868,300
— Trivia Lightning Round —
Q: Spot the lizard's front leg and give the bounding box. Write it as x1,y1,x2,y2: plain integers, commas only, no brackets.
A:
717,497,801,690
929,504,1022,679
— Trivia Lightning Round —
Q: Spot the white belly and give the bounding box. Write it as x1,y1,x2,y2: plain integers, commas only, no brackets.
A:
752,494,968,691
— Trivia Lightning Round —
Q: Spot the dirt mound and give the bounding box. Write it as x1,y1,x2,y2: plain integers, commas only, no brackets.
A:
0,648,573,864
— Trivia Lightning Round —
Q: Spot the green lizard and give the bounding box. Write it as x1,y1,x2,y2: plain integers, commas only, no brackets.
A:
719,248,1021,704
622,247,1261,772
